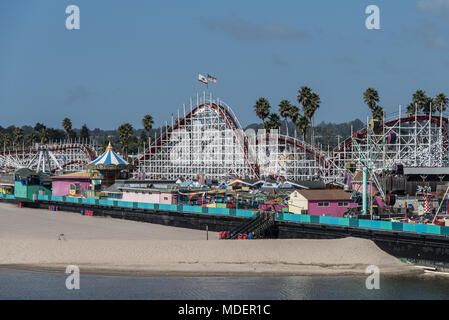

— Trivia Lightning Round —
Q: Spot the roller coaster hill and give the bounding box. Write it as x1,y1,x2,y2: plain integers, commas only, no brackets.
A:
135,93,449,217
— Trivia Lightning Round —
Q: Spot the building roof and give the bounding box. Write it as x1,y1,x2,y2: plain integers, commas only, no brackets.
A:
283,180,326,189
403,167,449,175
51,170,94,180
296,189,352,201
227,178,264,186
88,142,128,169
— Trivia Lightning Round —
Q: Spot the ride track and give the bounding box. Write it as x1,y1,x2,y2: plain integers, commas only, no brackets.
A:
137,100,335,181
333,115,449,158
137,99,449,183
0,142,98,173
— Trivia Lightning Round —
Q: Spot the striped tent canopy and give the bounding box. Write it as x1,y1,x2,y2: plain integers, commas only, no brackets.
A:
87,142,129,170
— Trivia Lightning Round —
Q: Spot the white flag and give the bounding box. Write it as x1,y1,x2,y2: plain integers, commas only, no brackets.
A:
198,73,208,84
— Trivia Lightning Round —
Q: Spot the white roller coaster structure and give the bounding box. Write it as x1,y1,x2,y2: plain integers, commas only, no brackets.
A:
0,139,99,174
137,93,449,185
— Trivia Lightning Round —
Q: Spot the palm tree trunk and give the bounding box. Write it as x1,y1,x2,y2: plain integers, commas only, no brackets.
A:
311,115,314,147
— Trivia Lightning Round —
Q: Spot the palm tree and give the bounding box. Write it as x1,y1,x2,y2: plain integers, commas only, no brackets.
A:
117,123,134,157
288,105,299,138
434,93,449,114
363,88,380,112
62,118,72,139
39,128,50,144
142,114,154,132
25,130,40,146
1,132,12,149
264,113,281,130
254,98,271,126
278,100,292,136
412,89,434,115
372,106,385,120
142,114,154,144
297,86,312,109
298,86,320,145
13,127,24,146
296,115,310,141
363,87,384,120
406,103,417,116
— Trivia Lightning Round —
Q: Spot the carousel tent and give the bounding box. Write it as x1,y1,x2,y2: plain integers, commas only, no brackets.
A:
87,142,128,170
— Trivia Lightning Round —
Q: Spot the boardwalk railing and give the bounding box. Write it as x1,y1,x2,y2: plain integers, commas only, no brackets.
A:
1,193,448,236
276,212,449,236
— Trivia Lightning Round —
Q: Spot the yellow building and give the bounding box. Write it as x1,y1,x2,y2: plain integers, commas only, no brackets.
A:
288,190,308,214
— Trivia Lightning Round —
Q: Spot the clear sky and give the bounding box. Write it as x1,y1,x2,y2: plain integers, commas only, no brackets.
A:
1,0,448,130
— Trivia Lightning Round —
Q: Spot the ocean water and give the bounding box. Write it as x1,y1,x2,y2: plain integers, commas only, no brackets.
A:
1,268,449,300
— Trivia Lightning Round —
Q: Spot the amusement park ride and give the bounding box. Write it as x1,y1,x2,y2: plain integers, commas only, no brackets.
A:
137,93,449,196
0,139,99,174
1,93,448,201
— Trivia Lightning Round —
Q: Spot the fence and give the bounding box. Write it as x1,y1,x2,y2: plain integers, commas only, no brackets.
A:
2,193,449,236
276,212,449,236
35,194,257,218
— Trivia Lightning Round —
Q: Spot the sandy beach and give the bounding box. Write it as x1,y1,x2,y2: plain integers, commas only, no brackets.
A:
0,202,420,276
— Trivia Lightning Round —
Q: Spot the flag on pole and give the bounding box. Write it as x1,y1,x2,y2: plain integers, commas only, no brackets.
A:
207,74,217,83
198,73,208,84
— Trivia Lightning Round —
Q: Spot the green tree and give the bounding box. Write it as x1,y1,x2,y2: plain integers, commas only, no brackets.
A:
34,123,46,132
434,93,449,114
363,88,380,111
80,124,89,141
254,98,271,125
13,127,24,145
288,105,300,138
264,113,281,130
363,88,383,119
372,106,385,120
297,86,312,109
0,132,12,149
142,114,154,144
69,129,77,140
62,118,72,139
117,123,134,157
412,89,434,115
25,130,40,146
278,100,292,136
298,86,320,145
142,114,154,132
139,130,148,145
39,128,50,144
406,103,417,116
296,115,310,141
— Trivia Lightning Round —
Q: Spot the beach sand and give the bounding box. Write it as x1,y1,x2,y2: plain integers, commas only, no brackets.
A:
0,202,420,276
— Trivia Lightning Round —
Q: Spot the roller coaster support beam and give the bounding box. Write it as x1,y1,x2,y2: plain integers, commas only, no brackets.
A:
362,166,368,215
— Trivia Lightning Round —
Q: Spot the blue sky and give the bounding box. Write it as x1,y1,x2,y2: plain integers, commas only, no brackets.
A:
1,0,449,130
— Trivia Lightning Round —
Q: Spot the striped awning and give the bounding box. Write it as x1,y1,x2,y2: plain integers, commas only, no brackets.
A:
87,142,129,170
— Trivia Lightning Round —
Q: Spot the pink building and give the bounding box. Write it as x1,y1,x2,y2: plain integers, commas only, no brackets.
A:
51,171,91,196
288,189,357,217
120,187,178,205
